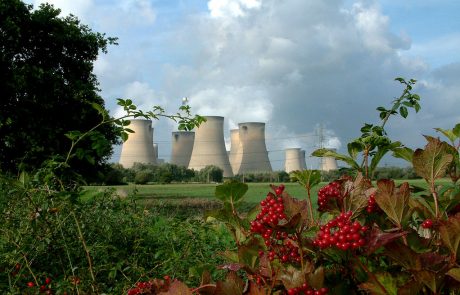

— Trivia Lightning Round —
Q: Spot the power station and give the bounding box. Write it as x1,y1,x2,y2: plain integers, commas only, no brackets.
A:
119,119,156,168
234,122,272,174
170,131,195,167
118,116,338,174
284,148,306,173
188,116,234,177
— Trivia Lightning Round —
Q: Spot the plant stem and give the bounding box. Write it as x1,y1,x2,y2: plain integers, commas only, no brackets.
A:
354,255,389,295
306,187,315,225
71,212,96,285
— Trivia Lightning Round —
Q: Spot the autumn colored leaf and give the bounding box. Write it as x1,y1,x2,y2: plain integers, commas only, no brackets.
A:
374,180,410,226
447,268,460,282
397,279,423,295
438,213,460,257
383,242,421,271
413,270,437,293
245,281,269,295
412,136,453,185
359,272,397,295
366,227,408,255
215,272,244,295
281,194,309,227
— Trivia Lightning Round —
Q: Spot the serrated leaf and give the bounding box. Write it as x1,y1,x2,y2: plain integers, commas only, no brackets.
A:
412,136,454,184
289,170,321,191
312,148,359,170
215,272,244,295
370,142,401,177
281,194,309,227
215,181,248,205
438,214,460,257
343,173,372,214
447,268,460,282
279,265,308,290
246,282,269,295
308,266,324,290
374,180,410,226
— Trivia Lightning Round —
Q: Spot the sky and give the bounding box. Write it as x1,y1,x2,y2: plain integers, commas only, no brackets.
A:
27,0,460,170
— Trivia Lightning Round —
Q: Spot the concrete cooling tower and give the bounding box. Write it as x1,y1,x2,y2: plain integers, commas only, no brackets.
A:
188,116,233,177
170,131,195,167
229,129,242,174
284,148,306,173
321,148,338,171
235,122,272,174
153,143,158,162
119,119,156,168
301,150,307,169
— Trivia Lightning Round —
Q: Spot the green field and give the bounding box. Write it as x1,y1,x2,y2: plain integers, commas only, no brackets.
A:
84,178,449,215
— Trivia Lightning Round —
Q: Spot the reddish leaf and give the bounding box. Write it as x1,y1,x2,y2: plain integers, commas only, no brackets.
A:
218,263,244,272
438,213,460,257
279,265,308,290
282,193,309,227
159,280,193,295
344,173,372,215
419,252,449,270
215,272,245,295
258,254,272,278
366,226,408,255
308,266,325,290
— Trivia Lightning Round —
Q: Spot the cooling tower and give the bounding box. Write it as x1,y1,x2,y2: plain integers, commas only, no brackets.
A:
188,116,233,177
285,148,305,173
229,129,242,174
119,119,156,168
301,150,307,169
236,122,272,174
171,131,195,167
153,143,158,162
321,148,339,171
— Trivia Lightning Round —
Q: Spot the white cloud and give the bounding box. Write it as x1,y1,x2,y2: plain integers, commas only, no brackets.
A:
208,0,262,18
32,0,93,17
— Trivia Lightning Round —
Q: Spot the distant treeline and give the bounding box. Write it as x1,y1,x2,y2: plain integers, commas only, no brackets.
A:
98,164,419,185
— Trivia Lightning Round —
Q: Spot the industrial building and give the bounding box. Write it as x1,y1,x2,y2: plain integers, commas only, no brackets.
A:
170,131,195,167
119,119,156,168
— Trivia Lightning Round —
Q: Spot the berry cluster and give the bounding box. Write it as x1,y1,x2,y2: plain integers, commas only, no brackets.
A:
313,211,367,251
317,181,341,211
25,275,53,294
287,284,328,295
250,185,300,264
421,219,433,229
127,276,170,295
366,193,380,213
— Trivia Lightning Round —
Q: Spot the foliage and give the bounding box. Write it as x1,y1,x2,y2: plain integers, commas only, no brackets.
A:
196,165,224,183
0,0,119,178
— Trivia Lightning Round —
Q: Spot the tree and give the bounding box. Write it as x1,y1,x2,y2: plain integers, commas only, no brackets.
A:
0,0,118,179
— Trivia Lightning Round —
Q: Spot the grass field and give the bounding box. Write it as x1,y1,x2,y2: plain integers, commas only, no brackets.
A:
84,178,451,216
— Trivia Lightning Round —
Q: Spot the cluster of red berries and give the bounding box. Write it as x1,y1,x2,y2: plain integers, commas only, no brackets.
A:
26,276,53,294
317,181,341,211
287,284,328,295
421,219,433,229
250,185,301,264
313,211,367,251
366,193,380,213
127,276,170,295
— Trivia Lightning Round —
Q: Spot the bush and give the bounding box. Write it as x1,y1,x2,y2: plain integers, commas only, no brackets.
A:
134,171,152,184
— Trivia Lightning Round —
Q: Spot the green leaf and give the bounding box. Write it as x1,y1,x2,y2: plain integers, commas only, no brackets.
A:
214,272,244,295
370,142,401,177
359,272,397,295
215,181,248,204
90,102,106,117
412,136,454,184
453,123,460,137
312,148,360,170
374,180,410,226
447,268,460,282
289,170,321,191
348,140,365,159
399,106,408,118
121,132,129,142
392,147,414,163
434,127,457,143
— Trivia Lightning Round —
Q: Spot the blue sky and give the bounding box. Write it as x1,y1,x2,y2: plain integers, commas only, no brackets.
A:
27,0,460,170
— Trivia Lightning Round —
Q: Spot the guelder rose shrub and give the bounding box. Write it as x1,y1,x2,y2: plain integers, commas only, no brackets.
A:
127,78,460,294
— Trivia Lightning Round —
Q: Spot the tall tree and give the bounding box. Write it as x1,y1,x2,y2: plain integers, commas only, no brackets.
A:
0,0,118,179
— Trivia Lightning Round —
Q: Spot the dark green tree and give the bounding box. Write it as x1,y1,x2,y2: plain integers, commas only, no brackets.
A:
0,0,118,179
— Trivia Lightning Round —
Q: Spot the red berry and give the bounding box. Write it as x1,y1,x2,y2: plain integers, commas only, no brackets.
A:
27,281,35,287
422,219,433,229
45,277,52,284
